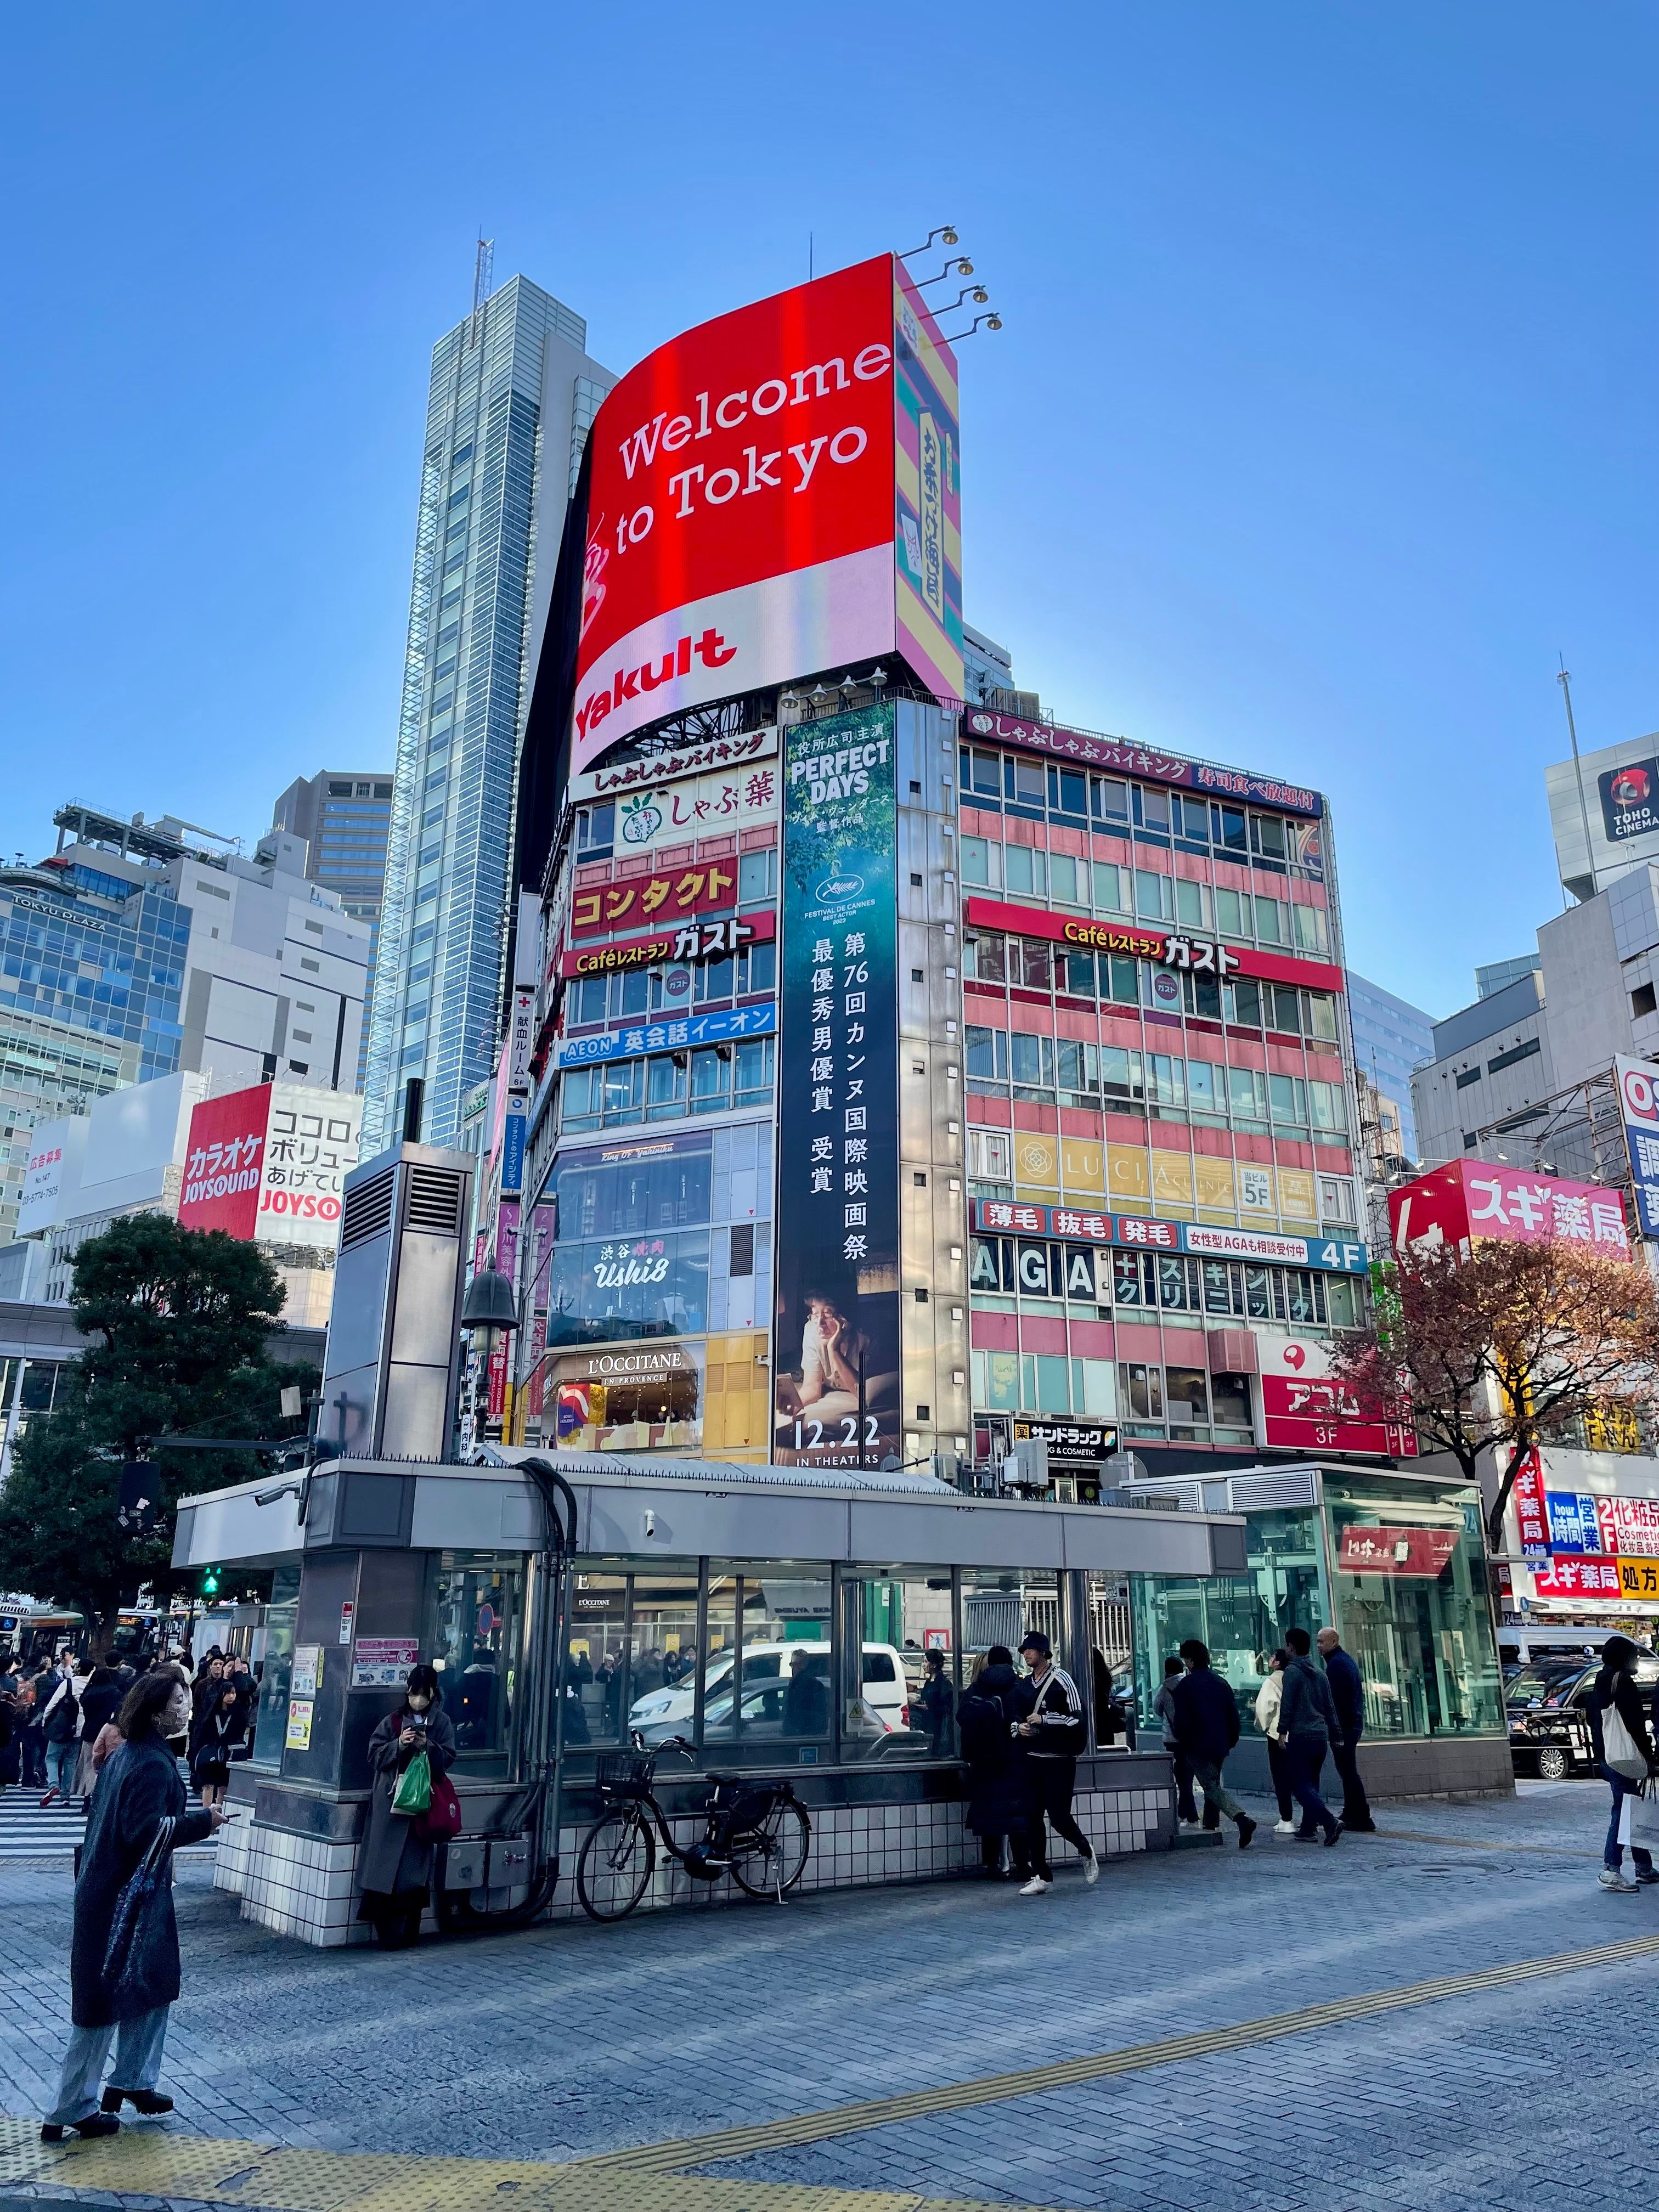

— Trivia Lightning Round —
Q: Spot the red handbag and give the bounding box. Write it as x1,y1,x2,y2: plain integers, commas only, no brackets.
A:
415,1769,462,1841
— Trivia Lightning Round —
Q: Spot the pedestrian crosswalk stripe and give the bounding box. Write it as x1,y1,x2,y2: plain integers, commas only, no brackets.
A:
0,1790,218,1859
4,1932,1659,2208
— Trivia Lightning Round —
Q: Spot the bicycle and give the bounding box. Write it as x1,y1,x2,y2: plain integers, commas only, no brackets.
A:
575,1735,812,1922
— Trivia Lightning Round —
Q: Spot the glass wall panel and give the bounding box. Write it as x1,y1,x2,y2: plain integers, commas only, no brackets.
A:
250,1570,298,1769
703,1559,834,1764
429,1551,523,1767
617,1562,704,1748
1128,1506,1328,1737
567,1567,629,1743
838,1565,956,1762
1322,1474,1503,1739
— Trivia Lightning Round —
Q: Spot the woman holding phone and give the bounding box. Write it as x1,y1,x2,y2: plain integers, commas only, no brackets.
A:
358,1665,455,1947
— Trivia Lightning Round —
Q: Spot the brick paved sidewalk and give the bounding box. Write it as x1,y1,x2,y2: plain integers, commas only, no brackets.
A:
0,1779,1649,2211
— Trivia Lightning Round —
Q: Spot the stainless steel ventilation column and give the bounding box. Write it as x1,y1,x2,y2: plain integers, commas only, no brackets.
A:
318,1141,475,1459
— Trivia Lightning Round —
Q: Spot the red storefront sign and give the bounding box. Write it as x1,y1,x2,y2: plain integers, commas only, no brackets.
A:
1336,1525,1458,1577
1261,1374,1418,1458
1510,1447,1550,1560
560,906,775,978
571,861,741,939
1531,1554,1622,1598
961,896,1345,996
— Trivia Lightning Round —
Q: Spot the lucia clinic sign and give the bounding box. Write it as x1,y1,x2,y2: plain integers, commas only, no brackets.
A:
573,255,963,775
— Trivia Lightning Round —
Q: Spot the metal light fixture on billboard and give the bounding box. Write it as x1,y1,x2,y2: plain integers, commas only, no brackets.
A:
939,313,1003,341
913,256,974,287
899,225,959,256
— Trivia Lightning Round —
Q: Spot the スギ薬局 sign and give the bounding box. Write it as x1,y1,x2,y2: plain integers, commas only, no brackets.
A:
573,255,962,774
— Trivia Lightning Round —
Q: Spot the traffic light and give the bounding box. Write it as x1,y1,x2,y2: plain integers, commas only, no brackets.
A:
201,1567,222,1598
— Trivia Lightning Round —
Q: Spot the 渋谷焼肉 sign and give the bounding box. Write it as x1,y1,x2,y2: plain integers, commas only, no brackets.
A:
554,1002,776,1068
772,702,900,1469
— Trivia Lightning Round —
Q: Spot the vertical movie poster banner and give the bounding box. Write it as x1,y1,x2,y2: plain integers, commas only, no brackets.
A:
773,702,901,1468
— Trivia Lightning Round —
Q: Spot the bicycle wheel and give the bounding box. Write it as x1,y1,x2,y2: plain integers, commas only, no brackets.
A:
729,1796,811,1899
577,1805,655,1921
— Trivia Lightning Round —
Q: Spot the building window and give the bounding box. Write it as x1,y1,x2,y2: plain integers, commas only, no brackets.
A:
1455,1066,1482,1090
1487,1037,1541,1075
1634,984,1657,1019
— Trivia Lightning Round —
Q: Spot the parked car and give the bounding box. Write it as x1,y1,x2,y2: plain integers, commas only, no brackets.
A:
1507,1656,1659,1780
629,1640,909,1742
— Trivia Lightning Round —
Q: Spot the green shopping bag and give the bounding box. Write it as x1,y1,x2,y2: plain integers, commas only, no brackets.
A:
392,1749,432,1816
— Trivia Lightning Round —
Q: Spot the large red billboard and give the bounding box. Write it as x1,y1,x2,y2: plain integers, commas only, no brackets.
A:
573,254,962,774
1387,1159,1631,1262
177,1088,272,1239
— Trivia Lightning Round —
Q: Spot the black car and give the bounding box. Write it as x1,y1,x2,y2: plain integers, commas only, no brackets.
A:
1507,1657,1659,1780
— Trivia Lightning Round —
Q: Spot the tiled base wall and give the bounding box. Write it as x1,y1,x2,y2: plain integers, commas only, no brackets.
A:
214,1807,370,1948
216,1784,1172,1948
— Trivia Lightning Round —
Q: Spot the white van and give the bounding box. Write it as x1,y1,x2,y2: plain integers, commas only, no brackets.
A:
629,1641,908,1743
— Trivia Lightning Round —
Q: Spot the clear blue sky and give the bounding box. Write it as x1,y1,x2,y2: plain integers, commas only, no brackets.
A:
2,3,1652,1022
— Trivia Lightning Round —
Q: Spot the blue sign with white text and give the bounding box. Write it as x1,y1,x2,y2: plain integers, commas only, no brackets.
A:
1544,1491,1601,1555
554,1002,776,1069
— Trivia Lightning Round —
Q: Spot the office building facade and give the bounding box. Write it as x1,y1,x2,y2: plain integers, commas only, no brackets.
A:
0,803,369,1250
270,770,393,1088
485,256,1382,1493
362,277,615,1155
1345,969,1435,1167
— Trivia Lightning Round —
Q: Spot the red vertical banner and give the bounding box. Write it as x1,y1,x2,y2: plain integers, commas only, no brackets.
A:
1510,1448,1549,1559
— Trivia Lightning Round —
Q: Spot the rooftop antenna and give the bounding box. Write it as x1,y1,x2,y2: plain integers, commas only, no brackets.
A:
1558,656,1596,901
808,230,814,282
472,233,495,314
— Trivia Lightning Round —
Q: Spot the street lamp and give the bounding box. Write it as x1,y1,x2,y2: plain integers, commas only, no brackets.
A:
460,1264,518,1448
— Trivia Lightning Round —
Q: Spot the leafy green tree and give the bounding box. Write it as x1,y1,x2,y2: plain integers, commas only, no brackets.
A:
0,1215,313,1643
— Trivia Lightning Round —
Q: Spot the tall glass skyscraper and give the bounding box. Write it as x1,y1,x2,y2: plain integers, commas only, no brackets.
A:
363,277,615,1150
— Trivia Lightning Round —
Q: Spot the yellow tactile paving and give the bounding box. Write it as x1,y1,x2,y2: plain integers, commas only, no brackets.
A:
0,2120,1057,2212
7,1931,1659,2212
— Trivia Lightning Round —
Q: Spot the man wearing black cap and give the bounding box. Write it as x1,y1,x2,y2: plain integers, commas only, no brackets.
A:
1013,1630,1098,1895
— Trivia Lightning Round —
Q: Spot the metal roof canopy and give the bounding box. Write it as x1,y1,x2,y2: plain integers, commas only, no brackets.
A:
172,1452,1245,1581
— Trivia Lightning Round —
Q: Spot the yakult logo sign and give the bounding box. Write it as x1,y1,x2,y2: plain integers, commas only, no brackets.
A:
574,256,904,775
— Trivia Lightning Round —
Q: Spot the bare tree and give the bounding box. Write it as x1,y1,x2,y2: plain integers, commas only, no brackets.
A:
1327,1237,1659,1549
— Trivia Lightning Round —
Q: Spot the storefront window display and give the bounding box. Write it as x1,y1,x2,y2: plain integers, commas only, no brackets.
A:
428,1552,523,1768
1323,1472,1502,1739
549,1341,706,1452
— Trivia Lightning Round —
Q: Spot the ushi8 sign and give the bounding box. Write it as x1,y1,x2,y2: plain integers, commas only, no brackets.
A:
573,254,962,776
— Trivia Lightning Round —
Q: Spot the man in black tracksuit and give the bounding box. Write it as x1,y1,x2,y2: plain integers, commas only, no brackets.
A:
1012,1632,1099,1895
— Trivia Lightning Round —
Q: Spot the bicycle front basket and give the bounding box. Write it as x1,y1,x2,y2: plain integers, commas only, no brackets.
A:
595,1750,656,1798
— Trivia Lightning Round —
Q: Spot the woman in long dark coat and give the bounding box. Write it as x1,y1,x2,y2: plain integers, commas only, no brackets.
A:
358,1664,455,1948
42,1669,222,2141
957,1646,1033,1880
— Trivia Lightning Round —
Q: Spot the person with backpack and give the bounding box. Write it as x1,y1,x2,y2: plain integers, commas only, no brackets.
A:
1276,1627,1342,1846
1588,1634,1659,1893
1011,1631,1099,1894
958,1647,1032,1879
1171,1640,1256,1848
40,1666,81,1807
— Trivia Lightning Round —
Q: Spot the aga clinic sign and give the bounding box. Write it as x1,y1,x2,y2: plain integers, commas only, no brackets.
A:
178,1081,360,1249
573,254,962,775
